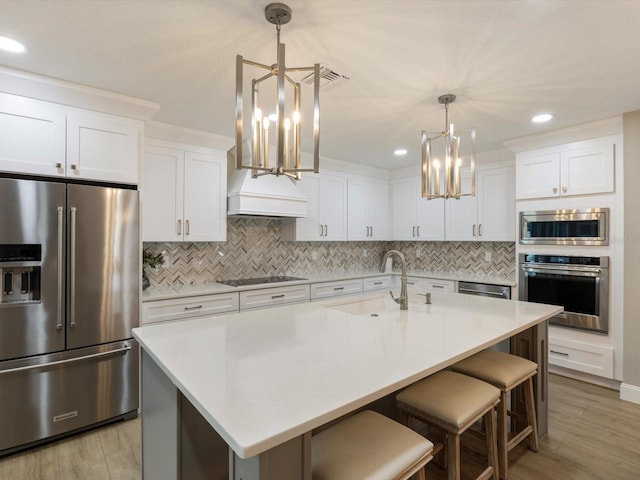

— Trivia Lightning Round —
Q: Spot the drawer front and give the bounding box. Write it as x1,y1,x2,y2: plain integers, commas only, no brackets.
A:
548,338,613,378
142,293,240,325
310,279,363,300
394,276,426,289
240,285,310,311
363,276,392,292
424,279,455,293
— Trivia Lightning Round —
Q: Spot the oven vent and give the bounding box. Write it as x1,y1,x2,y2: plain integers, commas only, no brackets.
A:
299,66,349,89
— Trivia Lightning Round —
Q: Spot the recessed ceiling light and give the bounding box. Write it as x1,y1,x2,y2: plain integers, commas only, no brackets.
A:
531,113,553,123
394,148,408,156
0,36,26,54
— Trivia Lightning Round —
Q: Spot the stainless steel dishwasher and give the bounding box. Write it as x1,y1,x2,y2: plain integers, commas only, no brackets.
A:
457,281,511,352
457,281,511,300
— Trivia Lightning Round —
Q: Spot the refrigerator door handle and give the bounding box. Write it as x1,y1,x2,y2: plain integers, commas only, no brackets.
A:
0,345,132,375
56,206,64,330
69,206,77,328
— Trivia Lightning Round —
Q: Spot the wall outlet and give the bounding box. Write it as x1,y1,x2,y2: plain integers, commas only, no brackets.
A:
484,252,492,262
311,250,318,261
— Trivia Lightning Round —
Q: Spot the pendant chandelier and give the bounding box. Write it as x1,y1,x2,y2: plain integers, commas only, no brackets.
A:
421,94,476,199
235,2,320,180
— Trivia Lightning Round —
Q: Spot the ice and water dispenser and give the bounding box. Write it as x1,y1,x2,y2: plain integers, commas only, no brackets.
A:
0,244,42,304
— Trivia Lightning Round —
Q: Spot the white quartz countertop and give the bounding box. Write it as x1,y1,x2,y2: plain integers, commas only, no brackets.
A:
142,270,516,302
133,291,560,459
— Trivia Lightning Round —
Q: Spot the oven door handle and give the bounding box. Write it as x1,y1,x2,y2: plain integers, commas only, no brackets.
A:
521,265,601,277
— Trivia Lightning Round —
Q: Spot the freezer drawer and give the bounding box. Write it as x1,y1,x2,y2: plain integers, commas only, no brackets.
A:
0,340,139,455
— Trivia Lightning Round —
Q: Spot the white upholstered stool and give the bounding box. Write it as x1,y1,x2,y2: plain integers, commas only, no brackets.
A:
396,371,500,480
311,410,434,480
451,350,539,480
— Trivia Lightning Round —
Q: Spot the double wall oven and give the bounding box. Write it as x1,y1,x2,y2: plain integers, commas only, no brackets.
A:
518,208,610,334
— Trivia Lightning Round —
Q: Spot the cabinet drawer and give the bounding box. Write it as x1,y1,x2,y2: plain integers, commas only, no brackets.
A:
142,293,239,325
394,276,426,289
310,279,363,300
240,285,310,311
424,279,455,293
363,276,392,292
548,338,613,378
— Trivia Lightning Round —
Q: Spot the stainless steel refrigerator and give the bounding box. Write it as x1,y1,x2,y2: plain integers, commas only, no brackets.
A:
0,176,139,455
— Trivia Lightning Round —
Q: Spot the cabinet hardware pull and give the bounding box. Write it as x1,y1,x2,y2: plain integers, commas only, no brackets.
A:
416,225,420,237
184,305,203,311
324,225,328,236
271,294,286,299
407,282,415,286
373,282,382,285
319,225,323,237
550,350,569,356
71,164,77,170
473,224,477,237
562,186,567,193
333,286,345,291
478,224,483,237
552,187,558,194
432,285,445,289
177,219,182,236
412,226,416,237
185,219,190,236
55,162,62,169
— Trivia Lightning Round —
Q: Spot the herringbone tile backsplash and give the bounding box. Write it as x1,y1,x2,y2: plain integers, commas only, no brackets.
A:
144,217,515,286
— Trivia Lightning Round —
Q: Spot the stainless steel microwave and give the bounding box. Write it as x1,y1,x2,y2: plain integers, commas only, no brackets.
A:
519,208,609,246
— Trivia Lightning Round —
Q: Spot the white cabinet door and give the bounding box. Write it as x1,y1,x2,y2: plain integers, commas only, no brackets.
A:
320,174,347,240
67,111,139,184
515,152,560,199
286,175,322,240
416,196,445,240
445,169,476,241
183,151,226,242
368,180,390,240
142,145,184,242
477,166,515,241
0,92,66,177
561,144,614,196
392,178,419,241
347,179,368,240
348,178,390,241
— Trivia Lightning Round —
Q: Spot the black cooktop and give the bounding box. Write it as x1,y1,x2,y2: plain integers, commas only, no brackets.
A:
217,276,307,287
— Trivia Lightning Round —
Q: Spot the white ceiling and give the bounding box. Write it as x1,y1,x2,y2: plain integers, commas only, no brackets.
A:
1,0,639,169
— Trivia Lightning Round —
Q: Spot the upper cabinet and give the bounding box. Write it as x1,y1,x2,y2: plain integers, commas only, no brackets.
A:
282,172,347,241
348,177,390,241
142,141,226,242
446,166,515,241
516,142,614,200
391,177,445,241
0,92,141,184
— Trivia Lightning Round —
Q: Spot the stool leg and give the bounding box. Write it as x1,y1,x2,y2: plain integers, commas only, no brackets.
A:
497,390,508,480
484,409,499,480
525,377,539,452
446,432,461,480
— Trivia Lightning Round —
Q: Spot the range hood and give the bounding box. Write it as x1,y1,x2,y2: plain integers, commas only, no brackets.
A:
227,147,309,218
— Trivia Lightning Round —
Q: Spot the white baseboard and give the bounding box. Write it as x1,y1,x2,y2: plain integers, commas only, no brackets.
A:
620,383,640,404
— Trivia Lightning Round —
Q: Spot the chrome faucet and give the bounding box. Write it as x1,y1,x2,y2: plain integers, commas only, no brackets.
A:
380,250,408,310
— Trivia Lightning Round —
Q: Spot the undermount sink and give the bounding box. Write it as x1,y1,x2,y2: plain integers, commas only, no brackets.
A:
325,297,389,315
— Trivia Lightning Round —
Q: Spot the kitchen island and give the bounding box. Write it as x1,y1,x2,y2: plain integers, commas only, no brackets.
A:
133,291,562,480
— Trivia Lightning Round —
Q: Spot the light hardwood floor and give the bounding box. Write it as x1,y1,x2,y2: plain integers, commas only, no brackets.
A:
1,374,640,480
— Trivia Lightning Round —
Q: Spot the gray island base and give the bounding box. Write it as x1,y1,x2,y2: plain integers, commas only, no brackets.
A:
134,292,561,480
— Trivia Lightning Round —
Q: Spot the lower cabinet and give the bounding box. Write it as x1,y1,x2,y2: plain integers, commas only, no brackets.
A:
362,276,392,292
310,279,363,300
394,276,455,293
239,285,311,310
548,337,614,378
142,293,240,325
